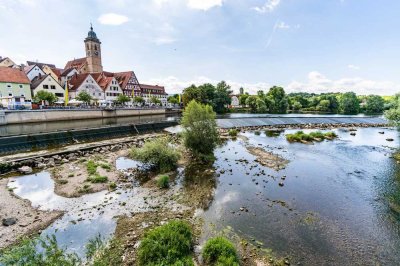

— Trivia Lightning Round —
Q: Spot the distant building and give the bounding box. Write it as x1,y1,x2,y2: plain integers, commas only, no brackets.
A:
140,84,168,106
67,73,104,102
114,71,141,97
31,74,65,101
92,73,123,102
0,57,16,68
0,67,31,109
230,95,240,108
24,64,46,81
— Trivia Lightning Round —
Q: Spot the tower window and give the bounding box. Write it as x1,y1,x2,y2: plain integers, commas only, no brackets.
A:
95,45,97,51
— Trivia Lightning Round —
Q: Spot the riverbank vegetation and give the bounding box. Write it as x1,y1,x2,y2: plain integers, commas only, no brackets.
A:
286,131,338,143
202,237,239,266
385,94,400,126
130,137,181,173
137,220,194,265
181,100,219,162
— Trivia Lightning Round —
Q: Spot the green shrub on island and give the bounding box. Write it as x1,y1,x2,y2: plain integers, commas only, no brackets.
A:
157,175,170,189
137,220,194,266
254,131,261,136
181,100,219,162
130,137,181,173
86,160,98,175
87,174,108,183
286,131,338,143
0,235,80,266
228,129,238,137
202,237,239,266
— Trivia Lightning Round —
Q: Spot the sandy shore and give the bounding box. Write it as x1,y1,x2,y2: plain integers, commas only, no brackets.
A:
0,178,62,249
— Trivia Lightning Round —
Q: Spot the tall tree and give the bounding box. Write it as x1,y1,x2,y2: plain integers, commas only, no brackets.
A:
33,91,58,105
267,86,288,114
76,91,93,104
365,95,384,114
212,81,232,114
339,92,360,114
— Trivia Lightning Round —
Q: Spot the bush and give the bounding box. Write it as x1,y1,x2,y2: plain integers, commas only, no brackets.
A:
88,174,108,183
181,100,219,161
86,160,98,175
202,237,239,266
254,131,261,136
85,235,123,266
157,175,170,189
130,137,180,173
228,129,238,137
137,220,193,266
0,235,80,266
109,182,117,190
286,131,337,143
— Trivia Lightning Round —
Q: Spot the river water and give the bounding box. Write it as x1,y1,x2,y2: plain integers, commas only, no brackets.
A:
6,127,400,265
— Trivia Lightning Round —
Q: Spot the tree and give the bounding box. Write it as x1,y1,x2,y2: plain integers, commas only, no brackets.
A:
115,94,130,105
134,96,145,105
212,81,232,114
339,92,360,114
256,97,267,113
76,91,93,104
245,95,259,113
239,94,249,106
150,96,161,105
316,99,330,112
181,100,219,161
292,101,302,112
182,85,204,106
267,86,288,114
167,95,179,105
33,91,58,105
365,95,384,114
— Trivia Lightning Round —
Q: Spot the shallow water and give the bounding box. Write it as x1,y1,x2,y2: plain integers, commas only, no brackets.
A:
200,127,400,265
7,158,154,256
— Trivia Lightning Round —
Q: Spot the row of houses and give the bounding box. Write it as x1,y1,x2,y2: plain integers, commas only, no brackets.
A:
0,25,168,109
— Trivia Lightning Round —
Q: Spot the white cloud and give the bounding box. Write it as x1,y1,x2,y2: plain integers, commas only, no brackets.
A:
287,71,399,95
253,0,281,13
154,0,223,10
348,64,360,70
276,21,290,29
98,13,130,26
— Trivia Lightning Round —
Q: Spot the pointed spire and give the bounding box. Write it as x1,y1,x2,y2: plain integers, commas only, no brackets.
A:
90,22,93,31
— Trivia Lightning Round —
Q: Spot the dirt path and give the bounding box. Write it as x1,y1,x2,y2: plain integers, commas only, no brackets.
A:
0,179,62,249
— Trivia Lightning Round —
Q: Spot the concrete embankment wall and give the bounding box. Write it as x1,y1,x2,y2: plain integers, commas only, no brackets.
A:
2,109,166,125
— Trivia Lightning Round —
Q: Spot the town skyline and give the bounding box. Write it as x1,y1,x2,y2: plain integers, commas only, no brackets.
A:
0,0,399,95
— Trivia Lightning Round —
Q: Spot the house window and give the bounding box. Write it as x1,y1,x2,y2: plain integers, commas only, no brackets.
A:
98,93,101,96
19,84,23,88
51,85,56,90
7,84,11,88
43,85,49,89
8,93,12,97
55,93,64,97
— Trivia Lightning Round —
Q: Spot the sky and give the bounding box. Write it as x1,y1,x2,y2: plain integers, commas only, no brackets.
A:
0,0,399,95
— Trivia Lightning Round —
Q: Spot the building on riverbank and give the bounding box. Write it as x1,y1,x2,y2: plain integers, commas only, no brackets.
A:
0,67,32,109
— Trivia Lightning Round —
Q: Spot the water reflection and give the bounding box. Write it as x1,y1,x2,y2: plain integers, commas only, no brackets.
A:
200,127,400,265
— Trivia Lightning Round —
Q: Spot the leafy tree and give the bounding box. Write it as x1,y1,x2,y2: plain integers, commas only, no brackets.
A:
256,97,267,113
181,100,219,161
134,96,145,105
292,101,302,111
198,83,216,105
239,93,249,106
267,86,288,114
316,99,330,112
182,85,204,106
245,95,259,113
339,92,360,114
76,91,93,104
167,95,179,104
115,94,130,105
150,96,161,105
212,81,232,114
33,91,58,105
365,95,384,114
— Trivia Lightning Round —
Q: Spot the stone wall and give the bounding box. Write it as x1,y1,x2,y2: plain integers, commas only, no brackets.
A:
3,108,166,124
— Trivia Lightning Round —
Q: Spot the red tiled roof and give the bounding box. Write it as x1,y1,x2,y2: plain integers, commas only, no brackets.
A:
51,68,62,78
140,84,167,95
64,58,86,70
114,71,133,89
92,72,114,91
68,73,90,91
0,67,30,84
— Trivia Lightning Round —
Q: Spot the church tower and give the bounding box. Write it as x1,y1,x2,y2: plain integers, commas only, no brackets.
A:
84,24,103,73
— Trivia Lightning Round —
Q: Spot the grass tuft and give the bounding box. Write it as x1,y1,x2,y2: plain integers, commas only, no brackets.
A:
202,237,239,266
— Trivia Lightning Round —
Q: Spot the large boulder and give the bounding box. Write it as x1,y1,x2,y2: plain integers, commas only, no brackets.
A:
2,217,17,226
18,166,33,174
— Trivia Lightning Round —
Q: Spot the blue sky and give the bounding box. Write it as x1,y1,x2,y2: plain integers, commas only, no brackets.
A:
0,0,399,95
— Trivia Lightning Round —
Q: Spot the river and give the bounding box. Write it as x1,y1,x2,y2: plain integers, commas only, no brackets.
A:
6,126,400,265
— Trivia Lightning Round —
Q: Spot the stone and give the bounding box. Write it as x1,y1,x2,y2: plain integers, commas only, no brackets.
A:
386,138,394,142
2,218,17,226
18,166,32,174
62,158,69,163
37,163,46,169
279,182,284,187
